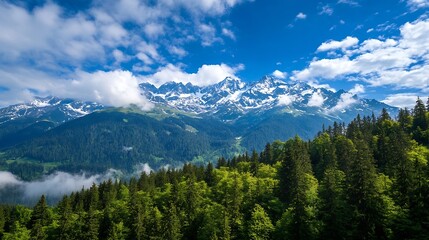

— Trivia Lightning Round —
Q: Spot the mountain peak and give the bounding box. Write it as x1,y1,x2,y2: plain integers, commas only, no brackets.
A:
138,75,397,121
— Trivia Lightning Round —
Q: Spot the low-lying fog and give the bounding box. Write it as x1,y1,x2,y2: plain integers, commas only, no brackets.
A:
0,163,154,206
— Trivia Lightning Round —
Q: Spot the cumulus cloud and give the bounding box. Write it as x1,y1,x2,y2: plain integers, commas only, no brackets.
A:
349,84,365,95
293,16,429,92
330,92,358,111
296,12,307,20
0,67,153,109
0,2,104,66
407,0,429,11
278,94,295,106
144,63,244,87
382,93,420,108
307,91,325,107
0,0,251,106
64,70,153,109
272,70,287,79
317,36,359,52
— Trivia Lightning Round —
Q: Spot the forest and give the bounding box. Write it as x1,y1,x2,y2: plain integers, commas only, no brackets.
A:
0,98,429,240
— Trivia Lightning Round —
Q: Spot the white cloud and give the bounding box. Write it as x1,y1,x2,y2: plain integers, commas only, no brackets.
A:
0,171,21,188
272,70,287,79
222,28,236,40
144,22,165,38
278,94,295,106
168,46,188,57
337,0,360,6
296,12,307,20
349,84,365,95
0,67,153,109
307,81,336,92
293,57,356,80
0,2,104,67
307,91,325,107
199,23,221,46
0,170,121,200
112,49,130,64
407,0,429,11
330,92,357,111
65,70,153,109
317,36,359,52
143,63,244,87
319,5,334,15
382,93,419,108
134,163,153,175
293,16,429,92
358,39,397,52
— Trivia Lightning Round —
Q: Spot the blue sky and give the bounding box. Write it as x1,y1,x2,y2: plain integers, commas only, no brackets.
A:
0,0,428,108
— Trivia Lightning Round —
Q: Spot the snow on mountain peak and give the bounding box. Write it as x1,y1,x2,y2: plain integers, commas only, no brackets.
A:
0,97,104,125
138,76,394,120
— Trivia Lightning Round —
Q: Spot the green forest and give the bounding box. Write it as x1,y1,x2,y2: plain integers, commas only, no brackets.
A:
1,98,429,240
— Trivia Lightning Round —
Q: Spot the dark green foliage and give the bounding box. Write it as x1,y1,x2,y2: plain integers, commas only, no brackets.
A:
4,111,236,172
1,104,429,239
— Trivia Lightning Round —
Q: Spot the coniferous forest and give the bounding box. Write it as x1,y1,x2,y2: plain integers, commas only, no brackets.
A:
1,99,429,240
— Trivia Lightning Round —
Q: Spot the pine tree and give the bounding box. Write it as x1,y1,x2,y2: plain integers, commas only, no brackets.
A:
248,204,274,240
318,169,351,239
29,195,51,228
311,132,337,179
204,162,216,187
163,203,182,240
57,196,74,240
347,138,388,239
84,207,99,240
277,136,319,240
412,97,428,144
279,136,313,203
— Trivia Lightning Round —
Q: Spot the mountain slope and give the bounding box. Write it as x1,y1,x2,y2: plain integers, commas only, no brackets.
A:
0,97,104,149
3,108,241,173
0,76,398,178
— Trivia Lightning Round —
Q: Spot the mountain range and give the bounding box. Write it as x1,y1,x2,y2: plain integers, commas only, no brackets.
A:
0,76,397,179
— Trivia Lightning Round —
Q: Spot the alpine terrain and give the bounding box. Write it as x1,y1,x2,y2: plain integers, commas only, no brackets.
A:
0,76,396,179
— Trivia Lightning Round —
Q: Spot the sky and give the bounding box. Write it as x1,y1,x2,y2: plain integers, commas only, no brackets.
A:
0,0,429,109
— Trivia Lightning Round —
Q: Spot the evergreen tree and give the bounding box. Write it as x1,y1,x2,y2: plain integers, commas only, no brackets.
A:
204,162,216,187
163,203,182,240
318,169,351,239
84,207,99,240
29,195,50,229
248,204,274,240
2,221,31,240
311,132,337,179
277,136,319,240
412,97,428,144
347,138,388,239
57,196,74,240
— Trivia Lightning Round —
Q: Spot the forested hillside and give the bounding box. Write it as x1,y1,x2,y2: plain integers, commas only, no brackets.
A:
1,98,429,240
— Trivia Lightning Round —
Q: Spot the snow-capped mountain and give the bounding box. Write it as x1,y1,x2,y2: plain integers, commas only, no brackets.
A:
0,96,104,125
140,76,396,121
